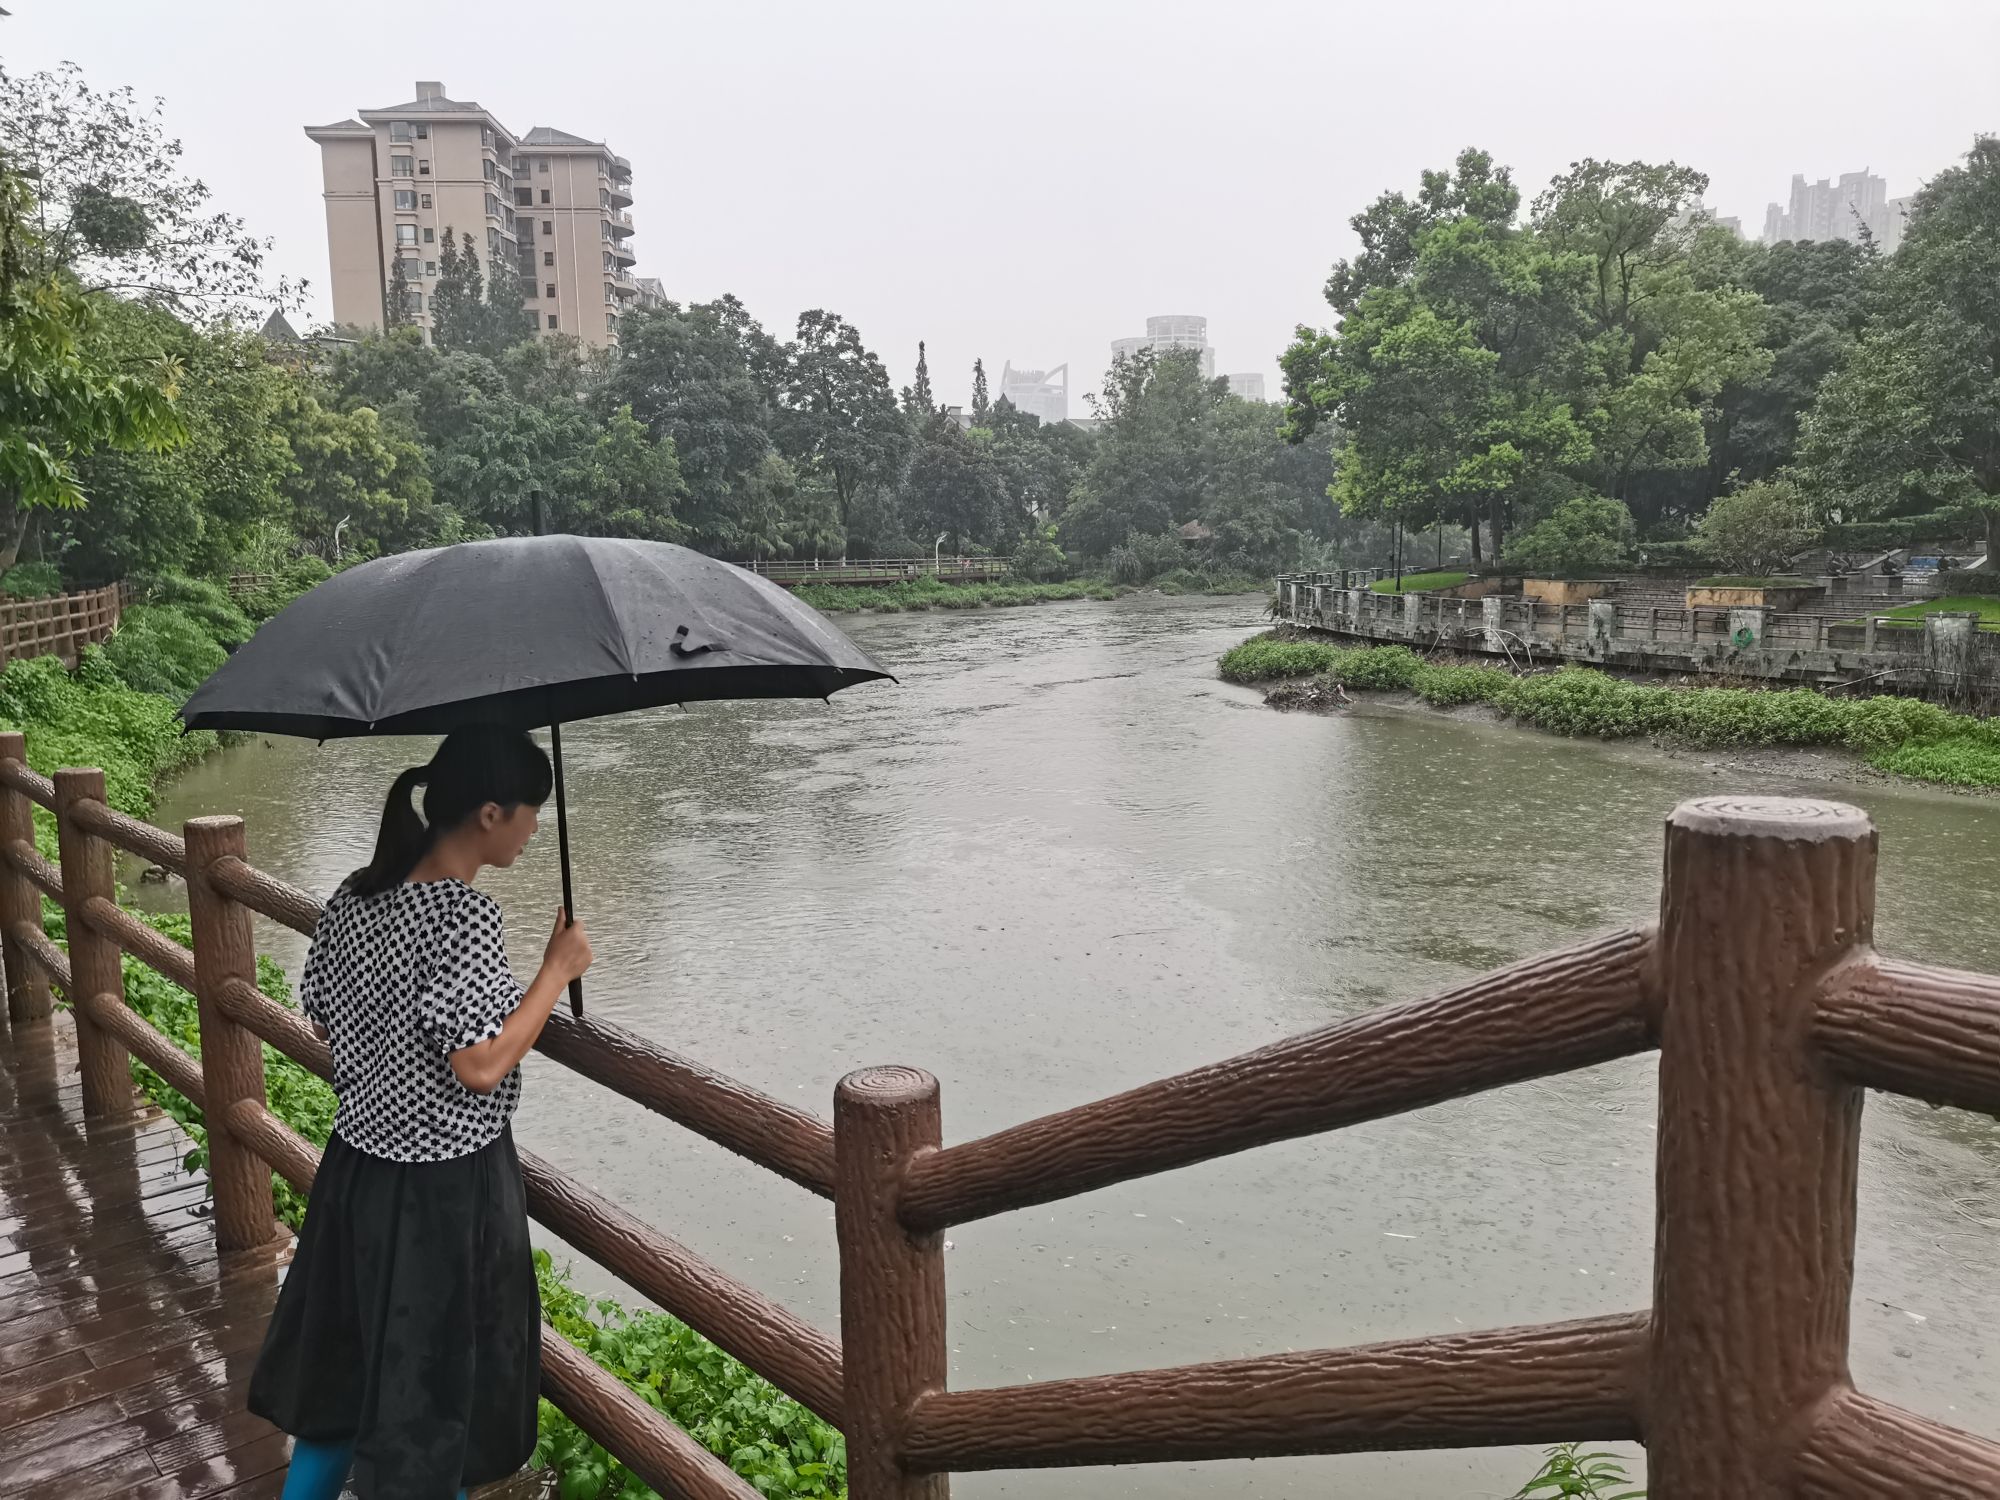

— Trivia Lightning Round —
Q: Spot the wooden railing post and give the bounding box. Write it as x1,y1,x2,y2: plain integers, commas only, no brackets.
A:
835,1066,949,1500
1651,796,1875,1494
0,731,50,1025
185,814,280,1250
55,768,134,1117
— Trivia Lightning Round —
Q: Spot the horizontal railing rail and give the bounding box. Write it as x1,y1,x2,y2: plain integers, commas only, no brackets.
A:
3,727,2000,1497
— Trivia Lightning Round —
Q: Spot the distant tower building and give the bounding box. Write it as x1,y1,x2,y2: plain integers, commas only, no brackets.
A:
998,362,1068,424
1761,168,1895,249
1226,372,1266,401
1111,314,1216,380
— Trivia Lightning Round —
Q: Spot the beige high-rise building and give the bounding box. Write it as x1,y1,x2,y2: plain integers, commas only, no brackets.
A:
306,81,640,348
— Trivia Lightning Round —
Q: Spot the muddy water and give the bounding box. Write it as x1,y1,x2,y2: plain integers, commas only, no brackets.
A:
144,594,2000,1497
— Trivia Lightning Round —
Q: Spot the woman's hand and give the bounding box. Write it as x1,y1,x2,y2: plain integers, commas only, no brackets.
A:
450,910,593,1095
544,908,593,984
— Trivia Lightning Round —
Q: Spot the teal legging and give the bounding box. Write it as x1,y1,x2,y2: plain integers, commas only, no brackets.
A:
283,1437,468,1500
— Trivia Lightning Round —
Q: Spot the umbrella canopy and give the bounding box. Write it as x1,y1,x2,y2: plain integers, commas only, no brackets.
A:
181,535,891,1017
181,535,890,738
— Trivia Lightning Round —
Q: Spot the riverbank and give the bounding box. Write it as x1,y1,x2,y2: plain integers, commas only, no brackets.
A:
0,609,846,1500
1220,631,2000,790
792,573,1267,613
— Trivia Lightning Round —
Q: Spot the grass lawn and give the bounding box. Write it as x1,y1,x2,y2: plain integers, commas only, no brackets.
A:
1853,596,2000,630
1368,570,1471,595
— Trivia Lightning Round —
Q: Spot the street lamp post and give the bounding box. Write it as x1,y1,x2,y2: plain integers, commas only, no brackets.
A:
935,532,947,576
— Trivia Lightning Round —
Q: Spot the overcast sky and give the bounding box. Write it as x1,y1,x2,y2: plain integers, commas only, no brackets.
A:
8,1,1997,407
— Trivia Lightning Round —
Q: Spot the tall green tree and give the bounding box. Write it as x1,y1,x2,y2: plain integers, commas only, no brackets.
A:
429,228,531,358
385,256,415,329
899,425,1009,552
58,303,292,581
901,341,935,421
1801,135,2000,559
779,310,907,530
0,61,298,318
970,358,990,422
0,160,185,566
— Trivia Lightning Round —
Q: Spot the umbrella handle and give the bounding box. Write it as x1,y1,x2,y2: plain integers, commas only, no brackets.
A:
551,719,583,1018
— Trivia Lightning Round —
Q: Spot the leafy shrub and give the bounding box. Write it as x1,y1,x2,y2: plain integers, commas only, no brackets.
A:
133,573,256,648
1692,480,1818,576
1938,569,2000,597
101,604,228,699
1504,496,1635,576
1009,529,1069,582
535,1253,846,1498
1107,530,1189,585
1218,632,2000,788
1822,511,1978,551
0,561,64,598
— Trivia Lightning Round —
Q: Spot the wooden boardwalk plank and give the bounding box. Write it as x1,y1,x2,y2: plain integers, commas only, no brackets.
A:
0,1014,553,1498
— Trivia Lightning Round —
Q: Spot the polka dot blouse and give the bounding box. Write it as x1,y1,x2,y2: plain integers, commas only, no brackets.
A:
301,879,525,1162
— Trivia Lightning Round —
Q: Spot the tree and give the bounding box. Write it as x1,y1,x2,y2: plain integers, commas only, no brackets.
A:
272,385,431,559
901,341,935,421
1699,235,1872,492
57,303,291,581
0,161,185,566
1066,348,1223,551
1322,146,1521,320
1692,480,1818,576
429,228,530,358
898,425,1009,551
0,61,298,319
385,256,415,329
1503,493,1634,574
609,300,788,554
779,310,907,530
970,358,990,422
1800,136,2000,561
551,404,685,540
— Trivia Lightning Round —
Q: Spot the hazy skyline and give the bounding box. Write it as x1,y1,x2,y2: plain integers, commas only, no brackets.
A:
8,1,1996,407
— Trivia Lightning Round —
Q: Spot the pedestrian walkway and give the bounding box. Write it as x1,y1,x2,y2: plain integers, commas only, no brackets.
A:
0,1013,549,1499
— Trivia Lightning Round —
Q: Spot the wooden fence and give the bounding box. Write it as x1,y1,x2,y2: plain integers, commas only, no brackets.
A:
0,584,125,667
2,742,1998,1496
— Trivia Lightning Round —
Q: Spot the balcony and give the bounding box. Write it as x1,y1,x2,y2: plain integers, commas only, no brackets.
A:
609,239,636,266
607,210,635,237
609,179,633,209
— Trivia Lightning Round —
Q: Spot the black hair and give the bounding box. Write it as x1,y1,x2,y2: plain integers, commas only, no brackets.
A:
347,727,554,897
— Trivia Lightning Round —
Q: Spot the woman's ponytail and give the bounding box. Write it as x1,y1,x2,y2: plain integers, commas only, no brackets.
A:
343,729,553,898
348,765,435,897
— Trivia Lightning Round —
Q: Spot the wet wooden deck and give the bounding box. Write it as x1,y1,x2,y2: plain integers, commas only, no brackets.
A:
0,1015,550,1499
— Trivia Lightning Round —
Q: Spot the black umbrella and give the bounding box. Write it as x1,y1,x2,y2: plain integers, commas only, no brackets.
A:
182,533,891,1013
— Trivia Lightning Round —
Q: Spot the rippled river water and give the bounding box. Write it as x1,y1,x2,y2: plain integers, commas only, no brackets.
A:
143,594,2000,1497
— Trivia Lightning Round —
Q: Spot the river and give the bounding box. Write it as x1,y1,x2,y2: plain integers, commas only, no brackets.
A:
141,594,2000,1498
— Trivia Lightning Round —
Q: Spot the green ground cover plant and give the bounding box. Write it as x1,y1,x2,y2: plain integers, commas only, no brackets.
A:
1218,633,2000,788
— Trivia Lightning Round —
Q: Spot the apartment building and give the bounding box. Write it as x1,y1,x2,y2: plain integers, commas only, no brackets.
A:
306,81,640,347
511,127,637,345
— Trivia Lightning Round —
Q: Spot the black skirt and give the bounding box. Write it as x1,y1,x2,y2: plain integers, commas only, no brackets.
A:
248,1125,541,1499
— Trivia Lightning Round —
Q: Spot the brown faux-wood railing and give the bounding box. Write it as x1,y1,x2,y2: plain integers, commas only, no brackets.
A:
0,583,125,666
3,736,1999,1498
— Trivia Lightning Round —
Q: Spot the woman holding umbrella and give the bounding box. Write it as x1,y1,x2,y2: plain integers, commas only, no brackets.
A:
247,727,594,1500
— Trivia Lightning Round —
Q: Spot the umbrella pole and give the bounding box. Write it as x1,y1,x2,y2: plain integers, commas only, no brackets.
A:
550,720,583,1018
